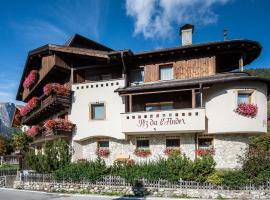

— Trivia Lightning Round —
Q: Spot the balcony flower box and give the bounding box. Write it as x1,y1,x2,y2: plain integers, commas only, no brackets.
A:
44,119,75,132
43,83,70,96
26,126,39,138
164,148,181,156
23,70,38,89
20,97,39,116
235,103,258,118
134,148,151,157
196,147,215,156
96,148,110,157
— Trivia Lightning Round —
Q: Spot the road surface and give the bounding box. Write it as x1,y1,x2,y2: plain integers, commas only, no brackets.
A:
0,188,201,200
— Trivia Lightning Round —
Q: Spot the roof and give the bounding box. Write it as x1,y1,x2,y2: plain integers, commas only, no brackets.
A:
64,33,113,51
115,72,270,94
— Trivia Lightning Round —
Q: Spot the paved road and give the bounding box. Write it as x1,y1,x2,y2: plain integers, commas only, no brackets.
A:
0,189,201,200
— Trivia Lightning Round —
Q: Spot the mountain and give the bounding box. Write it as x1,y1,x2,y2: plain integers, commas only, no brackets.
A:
0,102,16,138
246,68,270,79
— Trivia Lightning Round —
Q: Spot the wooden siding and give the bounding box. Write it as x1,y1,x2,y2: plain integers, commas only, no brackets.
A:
143,56,216,82
22,54,70,101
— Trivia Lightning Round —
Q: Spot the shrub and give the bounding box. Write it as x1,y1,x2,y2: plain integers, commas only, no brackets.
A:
241,134,270,182
0,135,7,155
221,170,249,189
193,155,216,182
53,157,108,182
207,170,225,185
11,130,32,151
25,139,71,173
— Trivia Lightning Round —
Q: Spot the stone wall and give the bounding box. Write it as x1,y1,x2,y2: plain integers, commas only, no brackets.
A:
14,181,270,199
73,133,250,169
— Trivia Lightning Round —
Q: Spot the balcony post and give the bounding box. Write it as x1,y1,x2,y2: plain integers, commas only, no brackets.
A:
239,54,244,72
192,89,196,108
199,83,203,107
129,95,133,112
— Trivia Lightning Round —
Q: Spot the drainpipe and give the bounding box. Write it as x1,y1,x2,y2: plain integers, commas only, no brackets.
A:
195,133,198,160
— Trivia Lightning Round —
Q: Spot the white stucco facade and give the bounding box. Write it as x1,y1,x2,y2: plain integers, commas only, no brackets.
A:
69,79,268,169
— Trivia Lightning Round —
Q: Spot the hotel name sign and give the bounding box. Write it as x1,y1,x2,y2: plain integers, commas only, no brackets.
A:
137,117,186,129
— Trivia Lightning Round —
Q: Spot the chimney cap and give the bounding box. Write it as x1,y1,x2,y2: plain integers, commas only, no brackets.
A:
180,24,194,34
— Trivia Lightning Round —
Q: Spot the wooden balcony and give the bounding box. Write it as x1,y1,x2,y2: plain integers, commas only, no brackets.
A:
21,94,71,125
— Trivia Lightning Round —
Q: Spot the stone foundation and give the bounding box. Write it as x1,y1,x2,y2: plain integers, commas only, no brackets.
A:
73,133,251,169
14,181,270,199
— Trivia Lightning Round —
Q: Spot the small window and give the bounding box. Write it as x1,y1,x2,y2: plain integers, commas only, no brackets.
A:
98,140,109,148
130,69,144,84
90,103,105,120
166,138,180,148
137,139,149,149
160,65,173,80
237,92,251,104
198,138,213,149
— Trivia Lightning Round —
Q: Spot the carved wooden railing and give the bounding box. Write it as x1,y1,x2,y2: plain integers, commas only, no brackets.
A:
21,93,71,125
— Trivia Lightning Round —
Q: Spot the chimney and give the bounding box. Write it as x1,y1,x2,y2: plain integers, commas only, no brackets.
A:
180,24,194,46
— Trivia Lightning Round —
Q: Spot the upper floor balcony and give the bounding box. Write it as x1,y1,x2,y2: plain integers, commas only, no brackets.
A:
21,84,72,125
121,108,205,134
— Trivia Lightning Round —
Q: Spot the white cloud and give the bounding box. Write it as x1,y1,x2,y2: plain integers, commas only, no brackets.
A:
125,0,231,39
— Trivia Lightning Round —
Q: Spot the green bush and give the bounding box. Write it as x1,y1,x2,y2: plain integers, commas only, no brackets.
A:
193,155,216,182
25,139,71,173
221,170,249,189
53,157,108,182
241,134,270,182
207,170,225,185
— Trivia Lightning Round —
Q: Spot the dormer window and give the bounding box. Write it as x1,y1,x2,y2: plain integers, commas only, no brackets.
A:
130,69,144,84
159,65,173,80
237,91,252,104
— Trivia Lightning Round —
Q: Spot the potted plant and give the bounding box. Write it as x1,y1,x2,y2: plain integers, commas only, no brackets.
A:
96,148,110,157
20,97,39,116
134,148,151,157
235,103,258,118
43,83,70,96
23,70,38,89
196,146,215,156
164,148,181,156
26,126,39,138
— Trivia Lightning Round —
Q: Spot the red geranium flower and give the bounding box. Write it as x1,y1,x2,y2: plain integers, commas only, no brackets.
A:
235,103,258,118
23,70,38,89
196,147,215,156
96,148,110,157
44,119,75,131
164,148,181,156
134,148,151,157
43,83,70,96
26,126,39,137
20,97,39,116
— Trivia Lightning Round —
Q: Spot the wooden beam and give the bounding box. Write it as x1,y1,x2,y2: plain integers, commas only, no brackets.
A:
129,95,133,112
199,84,203,107
192,89,196,109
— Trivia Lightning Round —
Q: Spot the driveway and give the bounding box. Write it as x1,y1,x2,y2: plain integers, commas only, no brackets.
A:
0,188,202,200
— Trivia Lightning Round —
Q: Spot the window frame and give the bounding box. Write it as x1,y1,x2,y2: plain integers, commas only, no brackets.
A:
197,137,214,149
97,140,109,149
237,91,253,105
166,138,180,148
159,64,173,81
89,102,106,120
136,138,150,149
130,68,144,84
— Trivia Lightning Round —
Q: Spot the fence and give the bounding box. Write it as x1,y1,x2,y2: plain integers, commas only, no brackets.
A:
21,173,270,191
0,155,21,165
0,169,17,176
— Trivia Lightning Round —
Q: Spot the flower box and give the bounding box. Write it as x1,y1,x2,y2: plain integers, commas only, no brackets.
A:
43,83,70,96
235,103,258,118
196,147,215,156
134,148,151,157
23,70,38,89
20,97,39,116
44,119,75,132
26,126,39,137
164,148,181,156
96,148,110,157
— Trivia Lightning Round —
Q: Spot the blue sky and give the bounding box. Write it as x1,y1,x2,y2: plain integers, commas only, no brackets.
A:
0,0,269,104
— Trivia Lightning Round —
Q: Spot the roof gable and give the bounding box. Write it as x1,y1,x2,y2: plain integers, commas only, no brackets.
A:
64,34,113,51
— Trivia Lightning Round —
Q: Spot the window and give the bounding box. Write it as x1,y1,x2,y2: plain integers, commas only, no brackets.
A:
136,139,149,149
160,65,173,80
145,102,173,111
198,137,213,149
237,92,251,104
98,140,109,148
90,103,105,120
130,69,144,84
166,138,180,148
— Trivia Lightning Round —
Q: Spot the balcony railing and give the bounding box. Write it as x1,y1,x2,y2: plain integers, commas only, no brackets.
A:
21,93,71,125
121,108,205,134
